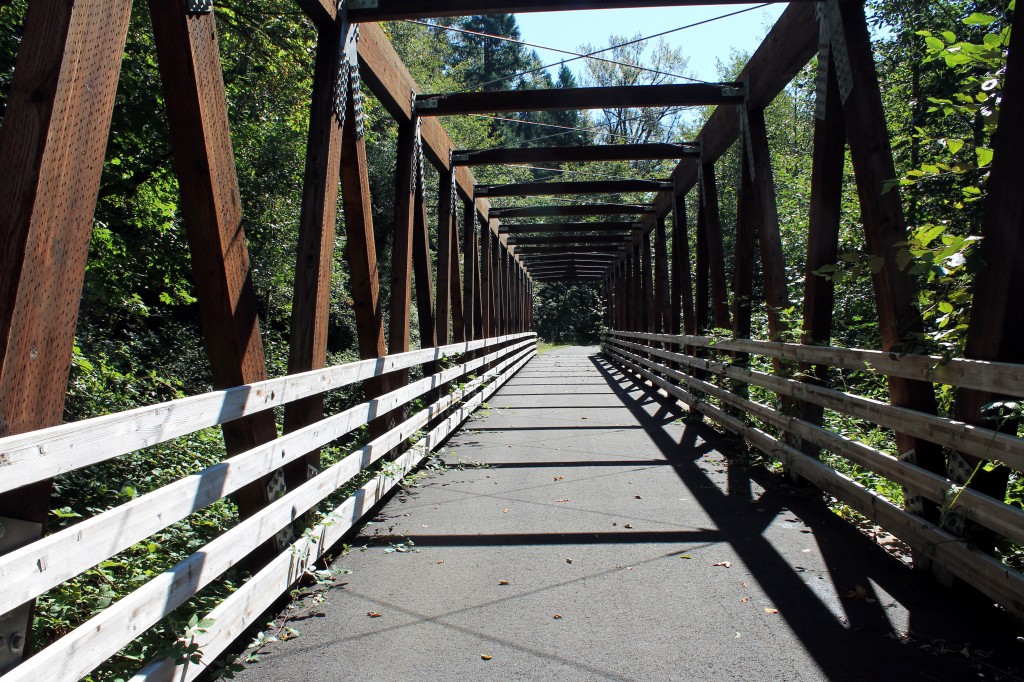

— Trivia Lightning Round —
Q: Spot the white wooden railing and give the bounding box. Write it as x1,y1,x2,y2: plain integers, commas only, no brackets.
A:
0,333,536,682
603,330,1024,618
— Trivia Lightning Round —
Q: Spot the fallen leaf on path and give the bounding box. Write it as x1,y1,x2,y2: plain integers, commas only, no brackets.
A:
713,561,732,568
678,554,692,560
502,508,509,513
741,596,751,603
581,417,588,420
436,560,445,565
735,632,742,639
565,558,573,564
553,614,563,619
634,495,642,499
499,580,510,586
554,475,564,481
556,499,570,503
367,612,383,618
764,608,779,614
481,655,493,661
623,524,634,529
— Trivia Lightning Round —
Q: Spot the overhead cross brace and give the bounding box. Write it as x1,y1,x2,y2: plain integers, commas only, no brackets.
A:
499,221,640,234
489,204,655,218
416,84,743,116
452,143,698,166
478,179,671,197
347,1,810,22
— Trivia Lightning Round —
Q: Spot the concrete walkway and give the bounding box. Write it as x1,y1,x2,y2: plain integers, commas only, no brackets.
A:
236,347,1020,681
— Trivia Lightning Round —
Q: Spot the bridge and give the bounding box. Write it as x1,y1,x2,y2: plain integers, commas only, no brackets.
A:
0,0,1022,680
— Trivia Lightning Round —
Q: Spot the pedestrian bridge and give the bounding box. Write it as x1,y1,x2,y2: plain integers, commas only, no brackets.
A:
1,0,1023,679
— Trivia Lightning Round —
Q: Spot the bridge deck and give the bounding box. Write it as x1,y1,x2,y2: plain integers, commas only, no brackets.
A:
236,347,1016,681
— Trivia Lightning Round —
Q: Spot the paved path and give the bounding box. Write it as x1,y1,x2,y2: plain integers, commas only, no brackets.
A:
236,347,1019,681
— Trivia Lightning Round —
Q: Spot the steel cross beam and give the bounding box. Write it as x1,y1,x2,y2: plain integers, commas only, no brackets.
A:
347,1,809,22
499,221,640,234
489,204,654,218
415,84,743,116
452,143,698,166
478,179,671,198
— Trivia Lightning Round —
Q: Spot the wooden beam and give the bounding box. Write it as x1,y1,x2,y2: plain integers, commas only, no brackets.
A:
0,0,132,656
507,234,631,246
357,23,483,211
0,0,132,485
412,172,436,348
283,26,345,489
388,121,418,356
500,221,639,234
462,200,477,340
695,199,710,332
150,1,279,520
642,232,655,333
951,3,1024,534
838,0,945,498
663,3,819,207
481,221,493,336
800,53,845,456
490,204,654,218
349,1,809,21
748,107,791,343
450,198,466,343
702,163,730,329
513,245,626,254
654,216,670,335
479,179,670,198
435,170,455,345
671,187,696,336
417,84,742,117
453,143,698,166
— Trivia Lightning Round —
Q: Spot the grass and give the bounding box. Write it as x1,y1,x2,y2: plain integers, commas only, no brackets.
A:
537,341,575,354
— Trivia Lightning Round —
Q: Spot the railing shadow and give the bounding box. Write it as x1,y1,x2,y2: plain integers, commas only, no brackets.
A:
590,352,1020,680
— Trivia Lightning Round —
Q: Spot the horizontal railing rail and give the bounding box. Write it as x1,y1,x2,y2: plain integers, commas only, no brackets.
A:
0,334,536,682
602,330,1024,618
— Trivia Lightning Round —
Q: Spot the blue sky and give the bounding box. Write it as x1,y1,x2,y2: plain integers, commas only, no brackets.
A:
514,4,787,85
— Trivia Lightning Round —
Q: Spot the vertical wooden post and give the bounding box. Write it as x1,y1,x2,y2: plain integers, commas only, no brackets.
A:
435,169,454,346
837,0,945,500
702,163,731,330
338,54,388,384
732,152,757,404
747,108,791,343
0,0,133,658
671,188,696,337
474,213,485,339
412,171,436,348
150,1,279,519
283,25,345,489
801,54,845,456
480,217,492,337
450,202,465,343
388,119,418,359
695,201,711,332
654,216,670,335
462,200,477,340
642,231,656,334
